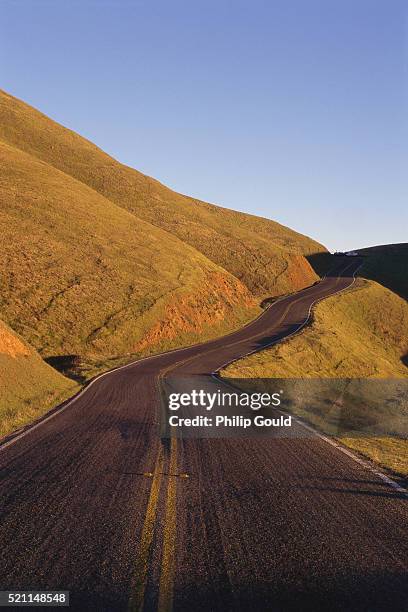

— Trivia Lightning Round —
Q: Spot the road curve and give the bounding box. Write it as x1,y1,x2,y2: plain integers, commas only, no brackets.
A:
0,258,407,611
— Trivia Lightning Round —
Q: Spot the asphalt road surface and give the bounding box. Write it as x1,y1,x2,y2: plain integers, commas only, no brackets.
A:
0,258,407,611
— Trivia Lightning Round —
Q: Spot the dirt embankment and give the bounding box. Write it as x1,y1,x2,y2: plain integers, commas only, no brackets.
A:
135,271,257,352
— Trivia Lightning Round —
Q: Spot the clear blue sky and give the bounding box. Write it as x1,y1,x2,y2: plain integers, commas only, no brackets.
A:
1,0,407,250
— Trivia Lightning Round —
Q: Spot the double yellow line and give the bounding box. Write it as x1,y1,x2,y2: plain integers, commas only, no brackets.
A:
128,437,178,612
128,263,356,611
128,443,164,612
158,437,178,612
129,354,192,612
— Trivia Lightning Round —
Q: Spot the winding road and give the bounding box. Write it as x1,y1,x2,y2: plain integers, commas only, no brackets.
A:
0,258,407,611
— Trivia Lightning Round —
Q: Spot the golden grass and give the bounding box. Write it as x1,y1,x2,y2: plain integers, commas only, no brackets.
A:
0,88,328,369
0,320,79,437
0,87,330,437
0,89,325,299
224,280,408,378
0,139,260,364
222,280,408,476
341,437,408,478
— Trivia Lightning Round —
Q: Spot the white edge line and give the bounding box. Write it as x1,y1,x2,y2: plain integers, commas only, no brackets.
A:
211,260,363,374
0,262,336,452
292,417,407,497
5,259,405,495
211,262,408,497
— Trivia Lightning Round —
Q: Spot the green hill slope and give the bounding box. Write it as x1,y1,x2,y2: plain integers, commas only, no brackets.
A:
0,89,330,436
222,279,408,476
0,139,258,368
223,279,408,379
0,318,78,437
0,89,325,298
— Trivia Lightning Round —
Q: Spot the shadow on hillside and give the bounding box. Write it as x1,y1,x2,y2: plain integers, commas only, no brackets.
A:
260,252,345,308
308,252,367,280
306,252,336,277
44,354,87,383
401,353,408,369
356,244,408,302
360,271,408,303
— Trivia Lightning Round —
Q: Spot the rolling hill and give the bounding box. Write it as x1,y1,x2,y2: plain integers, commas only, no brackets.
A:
0,89,325,299
0,89,328,435
0,138,259,364
0,88,327,366
222,250,408,476
223,278,408,379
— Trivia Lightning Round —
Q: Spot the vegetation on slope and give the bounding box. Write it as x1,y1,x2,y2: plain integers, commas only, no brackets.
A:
0,87,327,392
0,89,326,299
0,319,78,437
224,280,408,379
0,140,258,368
222,279,408,476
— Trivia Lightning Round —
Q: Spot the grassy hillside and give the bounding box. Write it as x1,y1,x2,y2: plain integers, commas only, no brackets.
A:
224,279,408,379
222,279,408,476
0,139,259,370
0,89,327,438
0,318,78,437
0,89,326,299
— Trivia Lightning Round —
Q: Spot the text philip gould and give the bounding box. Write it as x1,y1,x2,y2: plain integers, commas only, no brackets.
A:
166,389,292,429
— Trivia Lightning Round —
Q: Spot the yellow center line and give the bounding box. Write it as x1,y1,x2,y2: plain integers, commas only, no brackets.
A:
164,270,350,378
158,437,178,612
159,264,353,382
128,263,355,612
128,445,164,612
149,266,354,611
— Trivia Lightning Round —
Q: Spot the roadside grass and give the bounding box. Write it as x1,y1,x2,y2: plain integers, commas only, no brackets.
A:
340,437,408,479
0,320,79,438
0,88,327,438
224,280,408,379
222,280,408,477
